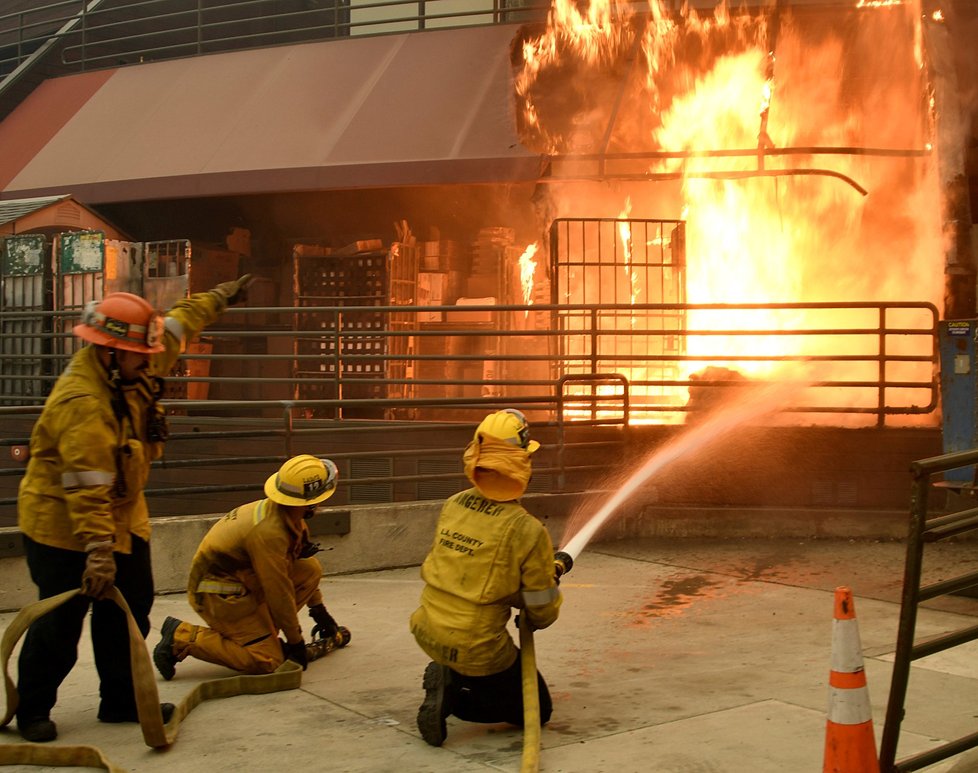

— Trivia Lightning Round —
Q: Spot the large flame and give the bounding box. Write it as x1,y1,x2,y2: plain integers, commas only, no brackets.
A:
516,0,942,426
518,242,539,315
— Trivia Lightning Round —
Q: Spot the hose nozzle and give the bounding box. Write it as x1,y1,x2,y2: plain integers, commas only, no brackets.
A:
554,550,573,580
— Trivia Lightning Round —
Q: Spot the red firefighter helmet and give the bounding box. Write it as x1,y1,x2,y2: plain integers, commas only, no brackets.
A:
73,293,165,354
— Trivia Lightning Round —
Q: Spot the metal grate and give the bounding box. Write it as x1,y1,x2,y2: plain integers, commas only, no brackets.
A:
350,456,393,503
550,217,687,411
292,248,391,418
417,457,463,501
0,235,52,403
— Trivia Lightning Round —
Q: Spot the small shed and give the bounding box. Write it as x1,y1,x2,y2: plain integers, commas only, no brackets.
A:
0,194,129,239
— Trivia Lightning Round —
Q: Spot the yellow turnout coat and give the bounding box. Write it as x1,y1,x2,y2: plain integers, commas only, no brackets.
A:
410,487,562,676
18,290,229,554
187,498,324,646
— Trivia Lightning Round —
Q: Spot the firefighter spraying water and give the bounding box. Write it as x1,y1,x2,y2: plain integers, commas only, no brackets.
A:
410,409,563,749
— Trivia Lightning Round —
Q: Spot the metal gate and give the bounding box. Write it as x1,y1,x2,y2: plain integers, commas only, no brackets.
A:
879,449,978,772
291,247,394,419
57,230,107,359
0,234,52,404
549,217,687,413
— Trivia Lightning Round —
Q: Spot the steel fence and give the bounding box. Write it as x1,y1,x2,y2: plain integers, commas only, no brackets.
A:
0,299,940,522
0,0,549,81
0,300,940,417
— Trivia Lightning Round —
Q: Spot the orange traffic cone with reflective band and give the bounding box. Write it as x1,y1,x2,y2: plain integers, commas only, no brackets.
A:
823,586,880,773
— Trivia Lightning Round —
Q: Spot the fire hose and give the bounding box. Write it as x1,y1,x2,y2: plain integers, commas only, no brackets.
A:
519,550,574,773
1,587,304,771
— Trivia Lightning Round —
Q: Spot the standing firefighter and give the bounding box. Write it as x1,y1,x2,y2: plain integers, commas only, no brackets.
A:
153,455,350,678
410,409,563,747
16,277,252,743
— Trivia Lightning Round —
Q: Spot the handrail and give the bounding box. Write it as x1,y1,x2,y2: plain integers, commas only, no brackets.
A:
0,0,548,79
0,301,940,420
0,299,940,523
878,451,978,772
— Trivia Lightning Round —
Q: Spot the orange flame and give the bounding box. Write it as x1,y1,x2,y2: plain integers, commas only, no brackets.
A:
617,197,640,317
518,242,539,316
516,0,941,426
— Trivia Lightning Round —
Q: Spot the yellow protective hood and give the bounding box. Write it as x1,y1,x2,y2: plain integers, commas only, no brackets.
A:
463,434,533,501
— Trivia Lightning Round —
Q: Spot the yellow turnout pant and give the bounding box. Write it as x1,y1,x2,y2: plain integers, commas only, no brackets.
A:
174,558,321,674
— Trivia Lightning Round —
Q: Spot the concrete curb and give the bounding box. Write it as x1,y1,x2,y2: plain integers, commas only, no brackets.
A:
0,496,931,612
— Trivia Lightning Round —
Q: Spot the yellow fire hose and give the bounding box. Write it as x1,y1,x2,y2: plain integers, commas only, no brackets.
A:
1,587,302,771
519,613,541,773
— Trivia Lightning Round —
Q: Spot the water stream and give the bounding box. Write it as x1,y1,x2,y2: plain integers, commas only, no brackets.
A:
559,379,805,561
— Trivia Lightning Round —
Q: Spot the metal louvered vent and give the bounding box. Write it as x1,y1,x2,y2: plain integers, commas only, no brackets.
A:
350,457,393,503
526,473,552,494
418,458,464,501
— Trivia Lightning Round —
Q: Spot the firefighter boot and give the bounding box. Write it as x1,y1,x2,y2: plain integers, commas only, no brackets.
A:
18,716,57,743
153,616,183,680
417,661,455,747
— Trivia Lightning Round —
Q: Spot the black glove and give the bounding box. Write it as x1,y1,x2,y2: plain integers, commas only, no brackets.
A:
281,639,308,670
309,603,339,640
298,536,322,559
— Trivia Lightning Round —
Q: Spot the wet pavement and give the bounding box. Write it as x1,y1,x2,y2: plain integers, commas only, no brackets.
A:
1,536,977,772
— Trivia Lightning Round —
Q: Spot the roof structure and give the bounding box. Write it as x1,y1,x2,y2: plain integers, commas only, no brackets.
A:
0,194,71,227
0,25,543,205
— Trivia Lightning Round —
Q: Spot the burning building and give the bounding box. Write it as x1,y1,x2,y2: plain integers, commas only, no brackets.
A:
509,0,966,427
0,0,975,434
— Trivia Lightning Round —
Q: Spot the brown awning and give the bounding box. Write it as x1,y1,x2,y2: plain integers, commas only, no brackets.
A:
0,24,543,204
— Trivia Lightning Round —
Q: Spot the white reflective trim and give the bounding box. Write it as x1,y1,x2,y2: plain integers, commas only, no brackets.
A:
61,469,114,489
164,316,186,353
522,587,558,607
827,685,872,724
831,618,865,672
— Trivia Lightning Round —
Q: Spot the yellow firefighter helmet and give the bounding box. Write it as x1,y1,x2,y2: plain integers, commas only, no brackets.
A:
474,408,540,454
265,455,338,506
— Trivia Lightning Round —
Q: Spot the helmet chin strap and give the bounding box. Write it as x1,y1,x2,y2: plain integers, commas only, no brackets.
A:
103,347,131,499
107,348,122,386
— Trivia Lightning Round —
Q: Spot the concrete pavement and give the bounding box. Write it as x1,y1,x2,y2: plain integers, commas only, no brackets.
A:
1,536,977,772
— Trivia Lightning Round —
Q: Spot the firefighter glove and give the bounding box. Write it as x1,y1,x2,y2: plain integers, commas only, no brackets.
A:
298,535,322,559
309,603,339,640
514,613,538,632
82,540,116,599
214,274,253,305
281,639,308,670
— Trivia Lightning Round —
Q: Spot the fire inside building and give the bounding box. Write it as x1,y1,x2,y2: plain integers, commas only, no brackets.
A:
0,0,976,520
0,2,977,771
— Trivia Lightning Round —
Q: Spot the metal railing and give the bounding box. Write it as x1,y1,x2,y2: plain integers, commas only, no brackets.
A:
0,0,548,81
0,300,939,417
0,299,940,522
879,449,978,772
0,0,906,83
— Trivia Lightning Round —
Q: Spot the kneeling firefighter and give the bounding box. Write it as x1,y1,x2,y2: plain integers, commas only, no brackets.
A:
153,455,350,678
409,409,564,747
